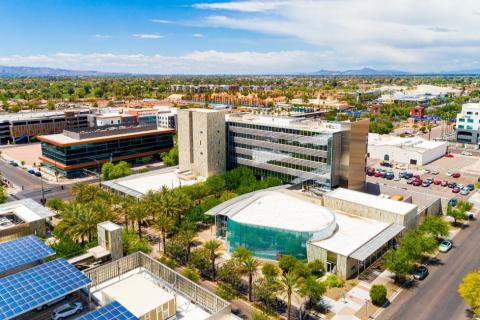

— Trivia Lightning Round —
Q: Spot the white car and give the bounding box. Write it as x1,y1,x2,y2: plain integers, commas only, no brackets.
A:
446,171,453,177
393,176,401,181
395,165,406,170
431,170,440,175
462,151,473,156
423,169,431,174
51,302,83,320
438,240,452,253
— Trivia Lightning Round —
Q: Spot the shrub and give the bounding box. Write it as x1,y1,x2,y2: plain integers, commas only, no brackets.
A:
216,283,237,301
182,267,201,283
158,256,177,269
325,274,345,288
122,229,151,255
307,260,326,278
370,284,387,306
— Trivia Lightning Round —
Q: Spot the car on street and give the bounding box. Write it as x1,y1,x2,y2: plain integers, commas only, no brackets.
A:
27,168,36,174
452,187,460,193
433,179,441,185
413,266,429,280
460,188,470,195
34,171,42,177
448,198,458,206
438,239,453,253
51,302,83,320
441,180,448,187
9,160,18,167
431,170,440,175
452,172,461,178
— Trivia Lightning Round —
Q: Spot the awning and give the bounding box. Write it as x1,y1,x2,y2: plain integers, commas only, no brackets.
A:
350,224,404,261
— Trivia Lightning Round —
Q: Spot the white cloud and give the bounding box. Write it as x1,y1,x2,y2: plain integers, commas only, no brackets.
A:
196,0,480,71
0,50,327,74
193,1,281,12
132,34,164,39
94,34,112,39
192,33,204,38
150,19,173,24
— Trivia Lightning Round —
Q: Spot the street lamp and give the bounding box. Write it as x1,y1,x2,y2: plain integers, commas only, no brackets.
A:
39,169,45,205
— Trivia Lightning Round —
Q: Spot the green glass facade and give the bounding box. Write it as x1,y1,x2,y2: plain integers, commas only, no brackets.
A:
227,218,316,260
41,132,174,177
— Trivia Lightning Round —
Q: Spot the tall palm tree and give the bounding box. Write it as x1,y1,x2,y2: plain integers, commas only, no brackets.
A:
203,239,222,280
153,214,175,254
57,203,100,244
242,256,259,302
179,227,196,263
128,199,149,239
280,271,301,320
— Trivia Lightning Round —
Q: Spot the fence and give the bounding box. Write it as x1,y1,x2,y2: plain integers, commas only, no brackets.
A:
83,252,231,317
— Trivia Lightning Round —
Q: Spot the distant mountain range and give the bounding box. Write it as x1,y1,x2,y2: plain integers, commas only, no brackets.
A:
0,66,124,77
1,65,480,77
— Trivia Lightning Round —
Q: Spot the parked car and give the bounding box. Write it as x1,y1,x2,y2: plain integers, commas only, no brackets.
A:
448,198,458,207
385,172,394,180
431,170,440,175
422,181,430,187
413,266,429,280
452,187,460,193
460,188,470,196
452,172,461,178
433,179,442,185
34,171,42,177
51,302,83,320
366,168,375,176
407,178,414,184
438,239,452,253
444,153,454,158
413,174,421,180
394,176,401,181
404,172,413,179
441,180,448,187
380,161,393,167
447,171,453,177
27,168,36,174
9,160,18,167
448,182,457,188
467,184,475,191
413,180,422,186
395,165,407,170
374,172,382,177
36,295,68,311
462,151,473,156
423,168,431,174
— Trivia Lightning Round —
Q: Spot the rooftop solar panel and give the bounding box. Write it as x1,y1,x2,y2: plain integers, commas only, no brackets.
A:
0,235,55,275
78,301,138,320
0,258,92,320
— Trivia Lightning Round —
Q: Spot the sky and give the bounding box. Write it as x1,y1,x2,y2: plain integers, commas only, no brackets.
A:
1,0,480,74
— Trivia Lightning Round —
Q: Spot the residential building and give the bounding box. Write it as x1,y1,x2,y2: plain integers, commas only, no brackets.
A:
38,124,174,178
225,113,369,191
368,133,447,165
178,109,227,178
456,103,480,144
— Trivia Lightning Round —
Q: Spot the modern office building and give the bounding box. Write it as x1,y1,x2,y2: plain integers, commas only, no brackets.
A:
38,125,174,178
0,109,91,144
456,103,480,144
178,109,227,177
225,113,369,191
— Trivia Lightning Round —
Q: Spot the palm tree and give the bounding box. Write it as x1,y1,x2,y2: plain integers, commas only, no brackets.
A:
57,203,100,244
280,271,301,320
128,199,149,239
178,226,197,263
242,256,260,302
153,214,175,254
203,239,222,280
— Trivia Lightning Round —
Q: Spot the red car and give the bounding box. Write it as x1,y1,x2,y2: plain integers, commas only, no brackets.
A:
413,175,421,180
413,179,422,186
441,180,448,187
445,153,454,158
433,179,442,185
374,172,382,177
452,172,461,178
452,187,460,193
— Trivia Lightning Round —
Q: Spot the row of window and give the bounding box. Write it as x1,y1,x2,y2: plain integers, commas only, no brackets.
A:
228,131,329,151
227,121,329,137
231,142,328,163
458,118,477,123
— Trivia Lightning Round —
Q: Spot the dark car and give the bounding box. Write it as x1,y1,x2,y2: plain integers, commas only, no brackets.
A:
448,182,457,188
421,181,430,187
34,171,41,177
385,172,395,180
467,184,475,191
448,198,458,207
441,180,448,187
381,161,393,167
413,266,429,280
404,172,413,179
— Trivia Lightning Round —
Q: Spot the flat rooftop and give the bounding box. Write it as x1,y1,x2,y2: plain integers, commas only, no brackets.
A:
102,274,174,318
310,210,390,257
102,167,199,197
368,133,447,152
226,113,356,133
325,188,417,216
229,190,336,233
37,127,173,147
0,199,54,230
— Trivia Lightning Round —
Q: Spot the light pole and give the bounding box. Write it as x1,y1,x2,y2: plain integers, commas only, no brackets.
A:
39,170,45,204
365,298,369,319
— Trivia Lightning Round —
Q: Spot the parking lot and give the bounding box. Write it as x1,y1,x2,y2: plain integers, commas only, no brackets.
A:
14,291,93,320
367,156,478,201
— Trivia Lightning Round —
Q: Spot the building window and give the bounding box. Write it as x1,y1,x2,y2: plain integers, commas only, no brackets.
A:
459,118,465,122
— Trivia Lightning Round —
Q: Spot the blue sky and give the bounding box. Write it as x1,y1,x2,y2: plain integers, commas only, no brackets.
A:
1,0,480,74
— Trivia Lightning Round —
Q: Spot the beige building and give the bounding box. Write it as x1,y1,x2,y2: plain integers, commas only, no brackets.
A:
178,109,226,178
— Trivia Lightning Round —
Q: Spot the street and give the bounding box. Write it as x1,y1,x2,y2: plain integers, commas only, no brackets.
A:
378,219,480,320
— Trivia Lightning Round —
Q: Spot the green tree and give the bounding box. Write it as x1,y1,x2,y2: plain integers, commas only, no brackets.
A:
203,239,222,280
447,204,468,225
162,144,179,166
254,277,280,312
370,284,387,306
262,262,281,279
0,186,7,204
217,259,242,287
122,229,152,255
152,214,175,254
182,267,201,283
280,271,301,320
45,198,65,212
298,275,326,308
384,248,414,281
458,270,480,316
252,310,271,320
279,255,301,274
101,161,131,181
216,283,237,301
46,100,55,110
418,216,449,239
242,256,260,302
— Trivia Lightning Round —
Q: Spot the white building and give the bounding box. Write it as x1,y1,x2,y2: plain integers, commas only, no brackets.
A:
456,103,480,144
368,133,448,165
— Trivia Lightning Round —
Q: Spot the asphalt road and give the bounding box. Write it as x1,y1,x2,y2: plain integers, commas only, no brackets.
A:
378,219,480,320
0,160,73,201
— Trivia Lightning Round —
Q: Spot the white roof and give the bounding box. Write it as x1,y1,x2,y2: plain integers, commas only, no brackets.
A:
0,198,54,222
325,188,417,216
368,133,447,152
310,211,390,256
98,221,121,232
102,274,174,317
230,191,336,232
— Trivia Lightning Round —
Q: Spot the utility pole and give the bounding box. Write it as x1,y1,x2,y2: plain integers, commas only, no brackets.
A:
39,171,45,205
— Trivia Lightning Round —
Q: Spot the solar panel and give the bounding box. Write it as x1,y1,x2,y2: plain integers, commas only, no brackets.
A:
0,258,92,320
78,301,138,320
0,235,55,275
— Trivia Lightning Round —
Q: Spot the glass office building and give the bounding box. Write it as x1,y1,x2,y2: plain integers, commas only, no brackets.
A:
39,127,174,178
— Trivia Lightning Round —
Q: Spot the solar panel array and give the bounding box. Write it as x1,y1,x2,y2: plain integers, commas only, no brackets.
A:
78,301,139,320
0,235,54,274
0,258,92,319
